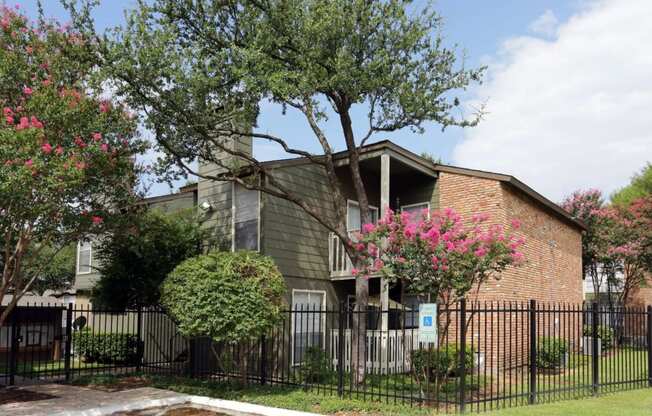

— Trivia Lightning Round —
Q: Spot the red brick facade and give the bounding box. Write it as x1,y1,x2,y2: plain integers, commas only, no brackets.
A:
438,171,583,305
627,273,652,308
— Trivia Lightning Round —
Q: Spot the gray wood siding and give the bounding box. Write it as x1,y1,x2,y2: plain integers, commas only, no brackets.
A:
262,164,336,280
197,135,253,250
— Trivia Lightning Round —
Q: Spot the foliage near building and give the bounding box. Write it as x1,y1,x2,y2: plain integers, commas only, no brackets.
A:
92,209,208,310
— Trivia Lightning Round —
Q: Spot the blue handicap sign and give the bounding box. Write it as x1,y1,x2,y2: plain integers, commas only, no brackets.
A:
423,316,433,327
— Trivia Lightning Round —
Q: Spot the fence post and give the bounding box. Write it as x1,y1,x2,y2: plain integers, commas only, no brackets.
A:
591,302,599,396
64,303,73,382
260,334,267,385
647,305,652,388
459,299,467,413
528,299,537,405
8,308,18,386
136,306,143,373
337,301,345,398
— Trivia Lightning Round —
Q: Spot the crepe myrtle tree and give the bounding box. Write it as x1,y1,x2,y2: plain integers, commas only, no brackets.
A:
65,0,484,383
561,189,620,302
0,6,144,325
601,196,652,306
353,208,525,334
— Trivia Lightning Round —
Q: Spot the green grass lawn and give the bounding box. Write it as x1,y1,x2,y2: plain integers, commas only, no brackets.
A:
72,373,652,416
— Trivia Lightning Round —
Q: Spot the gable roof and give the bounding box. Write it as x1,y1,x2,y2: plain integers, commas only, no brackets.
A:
258,140,584,231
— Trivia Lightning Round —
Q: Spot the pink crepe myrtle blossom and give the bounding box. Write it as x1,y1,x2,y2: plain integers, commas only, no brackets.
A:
22,86,32,95
15,116,29,130
362,223,375,234
5,116,13,125
100,143,109,152
54,145,64,155
30,116,43,129
24,159,33,167
352,207,526,300
92,216,103,225
92,132,102,141
41,143,52,154
3,107,12,117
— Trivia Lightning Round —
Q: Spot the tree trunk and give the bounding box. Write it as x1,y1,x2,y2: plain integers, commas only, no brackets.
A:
352,268,368,385
338,103,372,385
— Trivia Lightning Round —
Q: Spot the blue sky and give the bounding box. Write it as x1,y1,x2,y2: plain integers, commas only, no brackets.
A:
16,1,652,200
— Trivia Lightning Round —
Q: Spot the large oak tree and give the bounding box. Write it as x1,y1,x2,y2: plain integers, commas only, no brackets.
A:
66,0,484,382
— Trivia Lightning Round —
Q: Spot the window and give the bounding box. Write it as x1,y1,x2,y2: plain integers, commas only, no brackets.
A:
77,240,92,274
292,290,325,365
232,183,260,251
401,202,430,221
26,329,42,347
347,200,378,231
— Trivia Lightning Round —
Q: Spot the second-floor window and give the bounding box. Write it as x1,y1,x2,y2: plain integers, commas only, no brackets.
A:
347,200,378,232
77,240,93,274
233,183,260,251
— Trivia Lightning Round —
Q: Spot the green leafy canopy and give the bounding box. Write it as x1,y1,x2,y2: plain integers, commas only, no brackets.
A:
160,251,286,344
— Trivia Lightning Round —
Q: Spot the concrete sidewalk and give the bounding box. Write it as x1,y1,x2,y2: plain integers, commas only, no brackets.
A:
0,384,186,416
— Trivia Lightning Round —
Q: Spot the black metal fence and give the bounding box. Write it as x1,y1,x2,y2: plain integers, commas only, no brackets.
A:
0,303,185,386
1,300,651,414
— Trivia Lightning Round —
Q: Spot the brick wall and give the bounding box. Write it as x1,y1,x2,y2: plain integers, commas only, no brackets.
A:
438,171,583,305
627,273,652,308
437,171,584,372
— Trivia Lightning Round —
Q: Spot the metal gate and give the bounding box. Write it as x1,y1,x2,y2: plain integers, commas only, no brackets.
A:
0,304,188,386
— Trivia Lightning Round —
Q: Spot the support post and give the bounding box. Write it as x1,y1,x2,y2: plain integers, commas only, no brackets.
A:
647,305,652,387
459,299,467,413
338,302,345,397
64,303,73,382
528,299,537,405
592,302,600,396
379,152,390,373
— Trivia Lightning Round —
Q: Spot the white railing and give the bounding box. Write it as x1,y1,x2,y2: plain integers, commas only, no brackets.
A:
329,329,420,374
328,232,354,277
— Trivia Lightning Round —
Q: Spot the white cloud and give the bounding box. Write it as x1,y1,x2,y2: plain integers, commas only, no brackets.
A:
453,0,652,202
529,10,559,37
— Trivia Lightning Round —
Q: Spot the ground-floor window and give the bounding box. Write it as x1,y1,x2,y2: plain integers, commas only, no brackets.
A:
292,289,326,365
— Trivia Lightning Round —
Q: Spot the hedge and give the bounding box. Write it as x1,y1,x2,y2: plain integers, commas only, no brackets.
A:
72,330,142,364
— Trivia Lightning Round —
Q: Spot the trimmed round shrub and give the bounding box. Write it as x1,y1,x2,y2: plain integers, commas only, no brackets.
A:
583,325,615,351
411,343,474,382
160,251,286,343
537,337,569,369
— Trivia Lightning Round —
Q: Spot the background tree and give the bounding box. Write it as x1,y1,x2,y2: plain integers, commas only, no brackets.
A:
92,209,210,310
26,244,76,296
160,251,286,385
611,163,652,207
561,189,617,302
606,196,652,305
67,0,484,383
0,6,145,325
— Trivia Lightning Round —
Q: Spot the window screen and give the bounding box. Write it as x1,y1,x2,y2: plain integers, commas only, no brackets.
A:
402,202,430,221
233,183,259,251
347,201,378,231
292,291,325,364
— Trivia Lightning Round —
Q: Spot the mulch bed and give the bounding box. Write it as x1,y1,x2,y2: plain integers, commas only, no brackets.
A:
0,387,57,406
83,376,152,392
112,406,227,415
